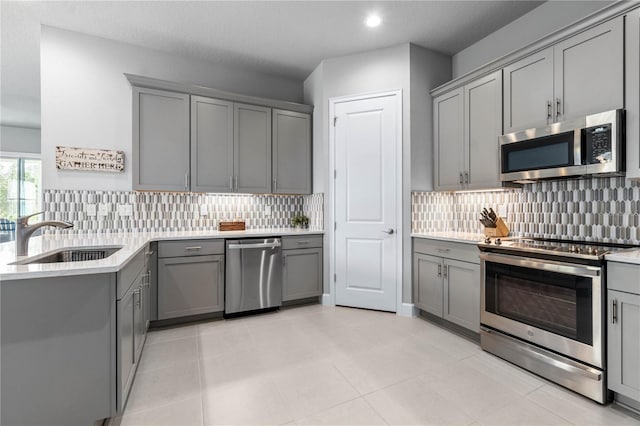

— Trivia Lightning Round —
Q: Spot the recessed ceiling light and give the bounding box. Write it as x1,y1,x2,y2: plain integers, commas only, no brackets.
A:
365,15,382,28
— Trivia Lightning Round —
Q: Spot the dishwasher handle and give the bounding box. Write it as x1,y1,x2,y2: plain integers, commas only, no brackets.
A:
227,241,281,250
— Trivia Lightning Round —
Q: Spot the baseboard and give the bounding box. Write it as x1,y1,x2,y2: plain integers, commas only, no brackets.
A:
397,302,417,317
321,293,333,306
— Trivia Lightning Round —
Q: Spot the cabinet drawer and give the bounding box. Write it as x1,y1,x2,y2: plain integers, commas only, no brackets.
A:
282,235,323,250
117,248,146,299
413,238,479,264
608,262,640,294
158,239,224,258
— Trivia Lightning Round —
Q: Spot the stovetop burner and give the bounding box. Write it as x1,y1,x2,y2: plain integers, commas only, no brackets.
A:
479,237,634,260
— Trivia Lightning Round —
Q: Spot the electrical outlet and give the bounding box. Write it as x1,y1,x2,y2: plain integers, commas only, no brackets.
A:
98,203,110,217
118,204,133,216
264,205,272,217
85,204,97,216
200,205,208,216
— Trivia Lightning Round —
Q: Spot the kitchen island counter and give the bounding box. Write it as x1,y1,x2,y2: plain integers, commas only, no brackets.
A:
0,229,324,280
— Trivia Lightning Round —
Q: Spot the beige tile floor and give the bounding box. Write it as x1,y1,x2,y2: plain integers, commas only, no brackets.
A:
112,304,640,426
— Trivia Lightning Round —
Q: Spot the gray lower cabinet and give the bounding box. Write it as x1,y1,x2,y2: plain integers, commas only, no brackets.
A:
116,248,149,414
283,247,323,301
607,262,640,409
282,235,323,301
1,273,116,426
272,109,312,194
133,87,190,191
158,240,225,320
413,238,480,333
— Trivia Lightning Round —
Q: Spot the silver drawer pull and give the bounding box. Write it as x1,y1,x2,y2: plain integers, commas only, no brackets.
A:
297,241,310,245
185,246,202,251
437,248,450,253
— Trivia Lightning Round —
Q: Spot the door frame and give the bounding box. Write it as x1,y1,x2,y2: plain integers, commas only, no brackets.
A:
328,89,403,313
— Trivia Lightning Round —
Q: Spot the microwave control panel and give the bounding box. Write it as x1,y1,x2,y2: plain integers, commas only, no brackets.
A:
584,123,612,165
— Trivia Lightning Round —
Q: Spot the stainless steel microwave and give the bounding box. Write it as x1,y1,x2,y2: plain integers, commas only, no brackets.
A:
499,109,624,183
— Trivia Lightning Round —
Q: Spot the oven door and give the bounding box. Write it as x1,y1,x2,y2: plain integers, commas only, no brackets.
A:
480,252,603,368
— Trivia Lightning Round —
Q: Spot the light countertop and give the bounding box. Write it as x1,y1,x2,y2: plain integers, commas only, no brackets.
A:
411,231,485,245
0,229,324,281
605,249,640,265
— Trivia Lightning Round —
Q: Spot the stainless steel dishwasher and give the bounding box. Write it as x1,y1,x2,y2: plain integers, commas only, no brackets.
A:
225,238,282,315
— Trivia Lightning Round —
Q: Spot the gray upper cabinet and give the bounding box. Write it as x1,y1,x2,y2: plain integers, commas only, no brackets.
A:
554,17,623,122
504,17,623,133
465,71,503,190
234,103,272,194
190,96,234,193
272,109,312,194
503,48,554,134
133,87,190,192
433,88,464,191
626,8,640,180
434,71,502,191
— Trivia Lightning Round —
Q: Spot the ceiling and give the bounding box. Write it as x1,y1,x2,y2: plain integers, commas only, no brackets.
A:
1,0,546,129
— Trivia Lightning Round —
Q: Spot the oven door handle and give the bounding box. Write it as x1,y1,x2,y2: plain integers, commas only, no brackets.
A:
479,252,601,277
516,344,602,381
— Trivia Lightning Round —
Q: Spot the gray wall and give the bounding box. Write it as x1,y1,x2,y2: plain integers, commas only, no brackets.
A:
40,26,304,191
0,126,40,154
303,43,450,307
452,1,614,78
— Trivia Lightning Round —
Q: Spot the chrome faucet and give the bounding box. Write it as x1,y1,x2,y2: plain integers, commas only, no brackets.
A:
16,212,73,257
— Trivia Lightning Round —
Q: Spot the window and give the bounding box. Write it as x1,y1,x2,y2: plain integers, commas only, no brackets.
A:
0,154,42,241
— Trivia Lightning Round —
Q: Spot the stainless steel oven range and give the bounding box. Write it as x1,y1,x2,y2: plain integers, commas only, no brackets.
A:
478,237,633,404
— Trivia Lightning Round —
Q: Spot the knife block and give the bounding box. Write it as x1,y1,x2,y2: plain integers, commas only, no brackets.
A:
483,217,510,237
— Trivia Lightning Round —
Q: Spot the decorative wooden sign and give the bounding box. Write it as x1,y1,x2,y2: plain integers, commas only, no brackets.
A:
56,146,125,172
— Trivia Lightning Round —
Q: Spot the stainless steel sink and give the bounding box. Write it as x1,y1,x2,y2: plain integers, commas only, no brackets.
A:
12,246,122,265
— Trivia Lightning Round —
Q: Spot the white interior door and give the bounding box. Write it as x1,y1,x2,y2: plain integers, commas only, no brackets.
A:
332,92,400,312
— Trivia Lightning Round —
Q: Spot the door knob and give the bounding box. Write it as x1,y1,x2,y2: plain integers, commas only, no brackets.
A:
382,228,394,235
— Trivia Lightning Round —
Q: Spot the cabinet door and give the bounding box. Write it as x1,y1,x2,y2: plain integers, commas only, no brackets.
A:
272,109,311,194
133,278,145,363
465,71,503,190
234,103,272,193
158,255,225,320
413,253,443,316
283,248,322,301
608,289,640,402
133,87,190,191
625,8,640,179
554,17,623,122
443,259,480,332
433,88,464,191
117,287,136,413
191,96,234,193
503,47,554,133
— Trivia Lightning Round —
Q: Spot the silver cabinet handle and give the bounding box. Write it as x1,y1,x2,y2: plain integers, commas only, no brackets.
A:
134,289,141,307
464,171,469,185
274,178,277,193
437,264,442,277
185,246,202,251
145,251,154,256
547,100,552,123
184,171,189,190
229,176,233,190
437,248,450,253
556,98,562,121
611,299,618,324
443,265,448,278
382,228,394,235
296,240,310,245
459,172,464,185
